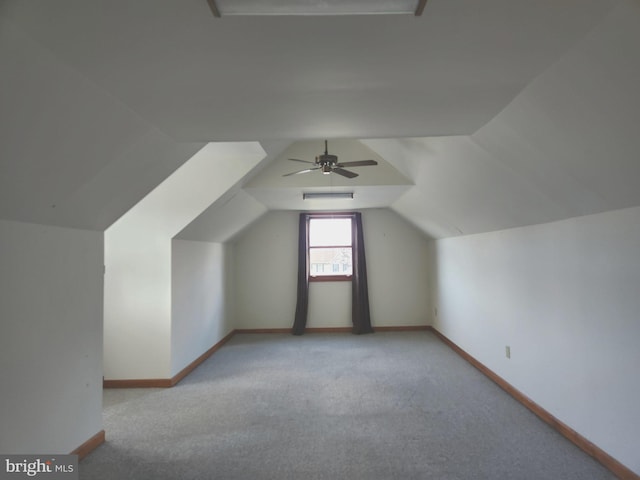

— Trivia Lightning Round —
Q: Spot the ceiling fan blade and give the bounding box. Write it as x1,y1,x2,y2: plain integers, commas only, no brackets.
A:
335,160,378,167
288,158,315,164
332,168,359,179
283,167,320,177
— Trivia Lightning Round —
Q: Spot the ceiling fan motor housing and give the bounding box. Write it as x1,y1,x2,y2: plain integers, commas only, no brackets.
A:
318,154,338,174
318,154,338,164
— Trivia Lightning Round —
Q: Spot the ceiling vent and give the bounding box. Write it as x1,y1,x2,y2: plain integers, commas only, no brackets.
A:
207,0,428,17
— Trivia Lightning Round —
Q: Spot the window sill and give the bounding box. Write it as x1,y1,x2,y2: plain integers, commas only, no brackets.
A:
309,275,352,282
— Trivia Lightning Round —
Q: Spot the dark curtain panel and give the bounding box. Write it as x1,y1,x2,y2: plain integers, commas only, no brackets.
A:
351,212,373,334
292,213,309,335
292,212,372,335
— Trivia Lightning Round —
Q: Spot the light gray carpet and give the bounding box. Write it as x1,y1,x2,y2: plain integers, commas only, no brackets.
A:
81,332,615,479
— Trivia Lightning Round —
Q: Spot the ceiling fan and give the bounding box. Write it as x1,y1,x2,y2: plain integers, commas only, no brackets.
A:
283,140,378,178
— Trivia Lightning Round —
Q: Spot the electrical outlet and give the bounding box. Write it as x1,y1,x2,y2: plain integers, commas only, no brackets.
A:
505,346,511,359
434,307,438,317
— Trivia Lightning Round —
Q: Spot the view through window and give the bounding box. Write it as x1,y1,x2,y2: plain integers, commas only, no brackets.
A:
308,216,353,281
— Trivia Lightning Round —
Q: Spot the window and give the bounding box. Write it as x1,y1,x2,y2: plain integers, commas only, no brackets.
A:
308,215,353,282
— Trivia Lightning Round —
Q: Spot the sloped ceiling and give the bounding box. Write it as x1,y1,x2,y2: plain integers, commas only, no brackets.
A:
2,0,639,239
0,15,205,230
365,0,640,238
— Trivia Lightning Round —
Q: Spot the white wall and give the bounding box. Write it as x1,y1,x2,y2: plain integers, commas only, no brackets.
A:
0,220,103,454
233,211,298,329
430,205,640,474
104,142,265,380
364,208,431,326
234,208,430,329
171,240,234,376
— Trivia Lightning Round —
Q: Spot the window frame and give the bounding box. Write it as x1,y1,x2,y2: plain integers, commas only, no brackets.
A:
307,212,355,283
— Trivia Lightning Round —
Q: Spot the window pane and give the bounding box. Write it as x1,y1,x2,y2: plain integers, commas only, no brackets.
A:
309,218,352,246
309,247,352,276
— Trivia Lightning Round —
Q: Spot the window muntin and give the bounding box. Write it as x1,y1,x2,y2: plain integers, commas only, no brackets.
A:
308,217,353,281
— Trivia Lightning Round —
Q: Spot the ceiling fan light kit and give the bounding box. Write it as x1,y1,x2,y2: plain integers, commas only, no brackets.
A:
284,140,378,178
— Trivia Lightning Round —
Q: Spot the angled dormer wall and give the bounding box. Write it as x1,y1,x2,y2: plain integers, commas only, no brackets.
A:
104,142,266,381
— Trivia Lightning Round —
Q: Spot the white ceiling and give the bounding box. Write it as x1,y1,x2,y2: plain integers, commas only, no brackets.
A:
2,0,639,239
1,0,616,141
